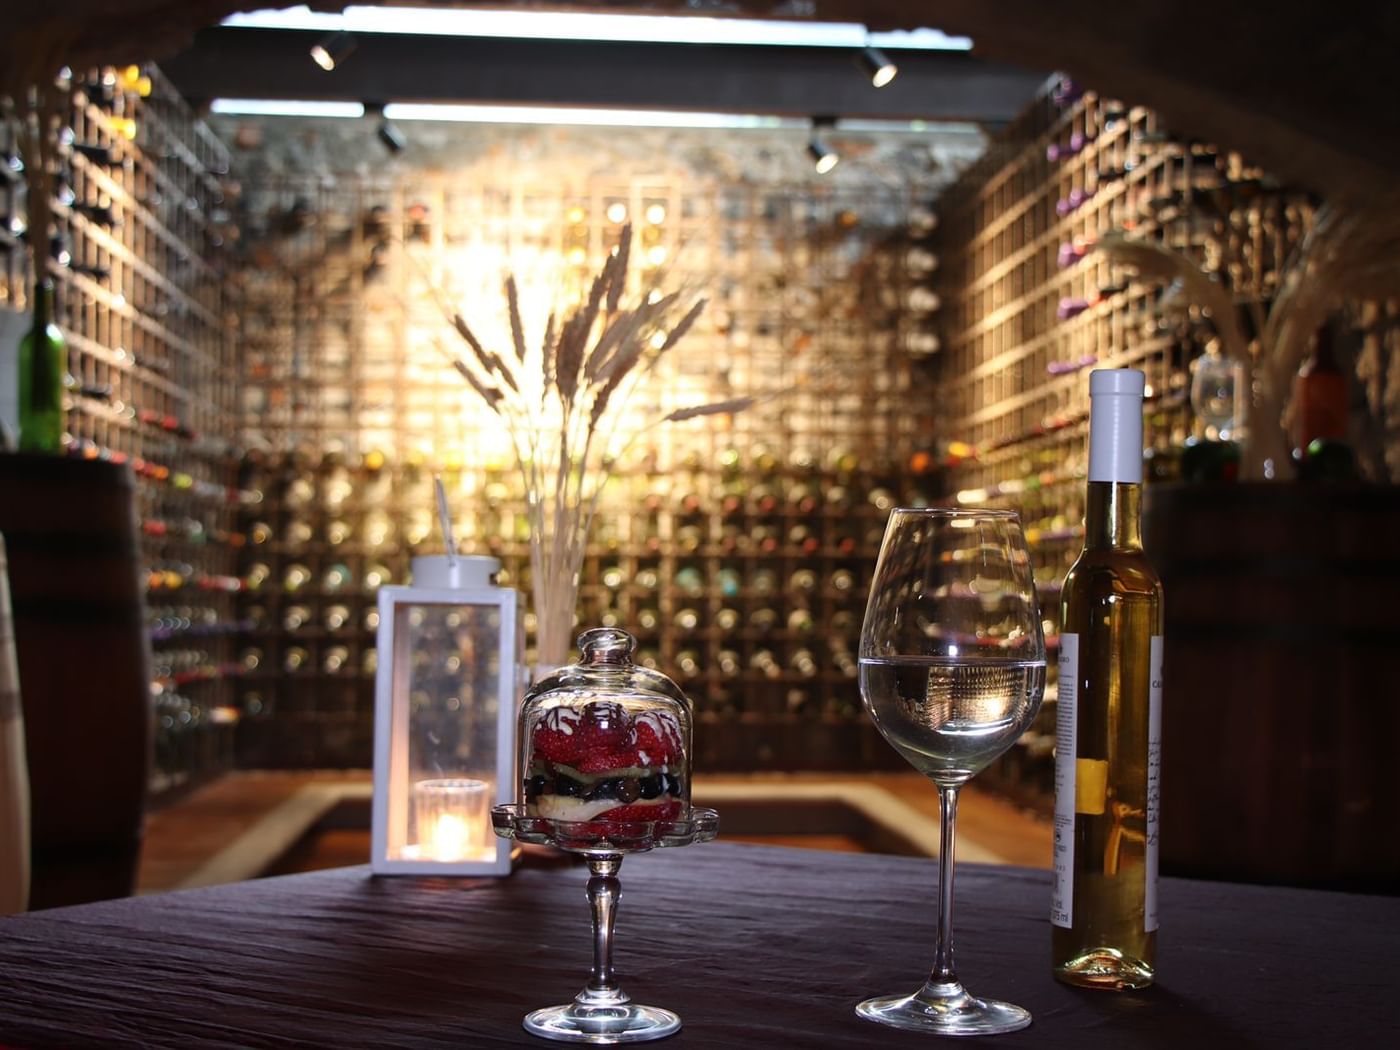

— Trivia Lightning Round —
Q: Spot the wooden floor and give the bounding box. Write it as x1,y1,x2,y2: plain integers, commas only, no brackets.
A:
138,770,1052,893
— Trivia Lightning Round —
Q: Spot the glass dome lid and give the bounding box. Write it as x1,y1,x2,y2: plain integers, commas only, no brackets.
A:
519,628,693,825
526,627,689,706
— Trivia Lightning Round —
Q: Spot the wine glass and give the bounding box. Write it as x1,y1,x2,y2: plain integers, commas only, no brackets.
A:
857,508,1046,1036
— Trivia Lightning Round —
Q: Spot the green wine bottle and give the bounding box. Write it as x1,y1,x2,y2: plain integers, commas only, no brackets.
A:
1051,368,1163,990
18,280,66,452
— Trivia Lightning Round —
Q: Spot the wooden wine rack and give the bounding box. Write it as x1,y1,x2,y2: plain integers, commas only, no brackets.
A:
1,66,242,800
229,163,948,771
932,76,1320,811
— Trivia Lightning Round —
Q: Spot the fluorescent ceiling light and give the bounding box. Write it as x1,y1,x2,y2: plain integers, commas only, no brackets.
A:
223,6,973,50
210,99,366,117
209,98,982,135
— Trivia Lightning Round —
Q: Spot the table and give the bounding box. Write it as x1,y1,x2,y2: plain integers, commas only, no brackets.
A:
1,842,1395,1048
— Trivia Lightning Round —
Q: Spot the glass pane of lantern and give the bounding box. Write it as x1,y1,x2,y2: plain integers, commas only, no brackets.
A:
391,601,503,863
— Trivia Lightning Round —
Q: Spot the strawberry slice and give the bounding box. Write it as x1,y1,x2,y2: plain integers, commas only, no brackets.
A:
633,710,681,766
531,706,583,764
571,702,635,772
597,799,682,824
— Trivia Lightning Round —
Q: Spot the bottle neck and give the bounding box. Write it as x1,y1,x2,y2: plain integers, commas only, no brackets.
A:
31,280,54,330
1084,480,1143,550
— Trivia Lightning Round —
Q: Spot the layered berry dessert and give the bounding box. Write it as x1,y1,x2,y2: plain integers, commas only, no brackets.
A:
524,702,684,823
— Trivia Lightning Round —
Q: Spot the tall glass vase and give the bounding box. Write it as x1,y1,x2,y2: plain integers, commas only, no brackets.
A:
531,553,583,677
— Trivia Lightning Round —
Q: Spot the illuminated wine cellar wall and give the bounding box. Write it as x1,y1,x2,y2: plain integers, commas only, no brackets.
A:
0,68,242,799
219,115,985,771
930,78,1400,812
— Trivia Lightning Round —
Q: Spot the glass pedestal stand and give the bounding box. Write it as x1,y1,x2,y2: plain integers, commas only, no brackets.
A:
493,805,719,1045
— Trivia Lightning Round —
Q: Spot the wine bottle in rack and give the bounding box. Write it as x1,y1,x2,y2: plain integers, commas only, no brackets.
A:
1051,369,1163,991
18,279,66,453
323,645,350,674
749,648,780,679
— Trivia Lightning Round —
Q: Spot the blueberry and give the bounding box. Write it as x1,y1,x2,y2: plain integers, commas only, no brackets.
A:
616,778,641,803
665,773,684,796
525,774,548,800
638,775,663,800
587,780,618,801
554,776,583,797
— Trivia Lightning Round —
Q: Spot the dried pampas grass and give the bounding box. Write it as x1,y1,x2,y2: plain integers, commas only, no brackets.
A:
424,224,752,665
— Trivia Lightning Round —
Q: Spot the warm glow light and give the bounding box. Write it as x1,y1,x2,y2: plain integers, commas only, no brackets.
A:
645,203,666,225
429,813,472,861
211,99,978,136
224,7,974,51
605,202,628,224
210,99,366,118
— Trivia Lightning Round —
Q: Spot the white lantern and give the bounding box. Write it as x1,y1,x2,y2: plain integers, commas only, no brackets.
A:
371,555,520,875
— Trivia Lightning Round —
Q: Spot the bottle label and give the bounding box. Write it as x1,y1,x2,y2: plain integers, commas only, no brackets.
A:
1050,633,1079,928
1146,634,1163,932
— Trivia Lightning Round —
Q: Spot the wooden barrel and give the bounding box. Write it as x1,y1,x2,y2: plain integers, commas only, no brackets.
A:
1143,481,1400,892
0,453,152,908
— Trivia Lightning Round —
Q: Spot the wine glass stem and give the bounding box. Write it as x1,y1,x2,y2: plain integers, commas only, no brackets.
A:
585,854,624,997
932,785,960,985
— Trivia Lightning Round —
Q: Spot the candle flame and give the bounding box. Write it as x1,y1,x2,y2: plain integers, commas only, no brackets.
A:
430,813,472,861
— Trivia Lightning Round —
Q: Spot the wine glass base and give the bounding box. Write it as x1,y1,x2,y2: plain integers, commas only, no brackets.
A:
523,1002,681,1044
856,982,1031,1037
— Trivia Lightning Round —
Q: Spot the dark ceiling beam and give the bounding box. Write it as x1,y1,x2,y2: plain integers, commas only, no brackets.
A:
161,26,1046,124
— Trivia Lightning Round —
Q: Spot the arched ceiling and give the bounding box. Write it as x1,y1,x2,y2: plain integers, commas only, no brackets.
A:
8,2,1399,202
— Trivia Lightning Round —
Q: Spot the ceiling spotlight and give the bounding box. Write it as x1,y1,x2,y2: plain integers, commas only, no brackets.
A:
808,118,839,174
859,45,898,88
310,30,356,71
378,118,406,154
364,103,406,154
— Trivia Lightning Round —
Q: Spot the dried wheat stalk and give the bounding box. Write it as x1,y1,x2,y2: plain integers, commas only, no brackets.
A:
420,224,751,664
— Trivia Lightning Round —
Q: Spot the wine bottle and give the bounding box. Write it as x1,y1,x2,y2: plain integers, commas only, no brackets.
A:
283,646,310,673
1291,325,1348,460
1051,369,1163,991
17,280,66,452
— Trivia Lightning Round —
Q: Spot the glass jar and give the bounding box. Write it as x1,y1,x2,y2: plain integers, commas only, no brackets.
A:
519,627,692,826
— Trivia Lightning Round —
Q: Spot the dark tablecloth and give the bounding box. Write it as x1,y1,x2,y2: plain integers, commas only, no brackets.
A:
0,841,1395,1048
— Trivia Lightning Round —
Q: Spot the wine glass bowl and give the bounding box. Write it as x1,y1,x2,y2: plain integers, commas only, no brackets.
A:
857,508,1045,1036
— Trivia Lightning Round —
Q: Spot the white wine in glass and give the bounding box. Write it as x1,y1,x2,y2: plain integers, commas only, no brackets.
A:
857,508,1046,1036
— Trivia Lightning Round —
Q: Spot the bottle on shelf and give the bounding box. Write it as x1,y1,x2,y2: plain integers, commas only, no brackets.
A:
283,563,311,593
17,279,67,453
322,563,353,592
749,648,781,679
716,648,741,675
323,645,350,674
282,604,311,632
788,648,818,677
675,649,701,678
674,607,701,631
324,604,351,631
1291,324,1355,479
1052,369,1163,991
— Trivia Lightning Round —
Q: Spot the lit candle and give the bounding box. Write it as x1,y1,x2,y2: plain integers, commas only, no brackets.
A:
429,812,471,861
414,778,491,863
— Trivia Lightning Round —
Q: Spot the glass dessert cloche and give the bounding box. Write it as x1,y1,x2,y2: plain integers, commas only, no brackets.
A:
493,627,718,1043
521,626,690,831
